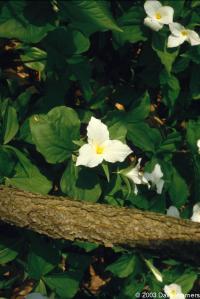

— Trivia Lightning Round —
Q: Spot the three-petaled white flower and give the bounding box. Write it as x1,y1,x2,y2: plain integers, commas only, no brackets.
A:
197,139,200,154
164,283,185,299
144,164,164,194
166,206,180,218
125,158,149,194
167,23,200,48
144,0,174,32
76,117,132,168
191,202,200,223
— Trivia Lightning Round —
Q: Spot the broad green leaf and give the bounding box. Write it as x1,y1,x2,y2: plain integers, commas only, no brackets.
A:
175,272,197,293
113,25,146,47
127,92,150,122
118,278,145,299
160,69,180,109
106,254,138,278
157,131,181,154
0,1,54,42
30,106,80,164
60,161,101,202
27,238,60,280
20,47,47,72
0,147,16,178
68,56,92,101
0,236,22,264
127,122,162,154
45,27,90,58
5,146,52,194
152,31,179,73
168,167,189,207
113,6,146,47
60,1,122,35
43,271,82,299
3,106,19,144
186,119,200,153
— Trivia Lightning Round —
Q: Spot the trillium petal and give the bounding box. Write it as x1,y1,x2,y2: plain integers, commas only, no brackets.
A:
193,202,200,213
157,6,174,24
166,206,180,218
103,140,132,163
188,30,200,46
76,144,103,168
191,212,200,223
164,284,183,299
197,140,200,153
144,0,162,17
87,117,109,145
169,22,185,36
126,168,143,184
156,179,164,194
167,35,186,48
144,17,163,31
191,203,200,223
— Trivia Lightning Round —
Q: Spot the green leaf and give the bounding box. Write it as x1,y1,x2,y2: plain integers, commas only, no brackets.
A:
27,237,60,280
60,161,101,202
106,254,138,278
30,106,80,164
186,119,200,153
102,163,110,182
160,69,180,109
5,146,52,194
0,147,16,178
43,271,81,299
2,105,19,144
127,123,162,154
157,131,181,154
20,47,47,72
168,167,189,207
60,0,122,35
127,92,151,122
0,1,54,43
68,56,92,101
118,277,145,299
45,27,90,58
113,6,146,47
152,31,179,73
175,272,197,293
0,236,22,264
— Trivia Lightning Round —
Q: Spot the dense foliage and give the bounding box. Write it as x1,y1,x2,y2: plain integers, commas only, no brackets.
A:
0,0,200,298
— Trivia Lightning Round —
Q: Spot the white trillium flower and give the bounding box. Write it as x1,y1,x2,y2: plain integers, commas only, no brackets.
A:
144,164,164,194
125,158,149,194
166,206,180,218
164,283,185,299
144,0,174,32
76,117,132,168
167,22,200,48
191,202,200,223
25,293,48,299
197,139,200,154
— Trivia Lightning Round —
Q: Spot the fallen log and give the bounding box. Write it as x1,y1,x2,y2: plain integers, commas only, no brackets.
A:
0,186,200,263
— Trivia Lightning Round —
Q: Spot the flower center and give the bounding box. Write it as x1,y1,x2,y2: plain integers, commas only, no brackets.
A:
155,12,161,20
95,145,104,155
169,290,177,297
181,30,188,36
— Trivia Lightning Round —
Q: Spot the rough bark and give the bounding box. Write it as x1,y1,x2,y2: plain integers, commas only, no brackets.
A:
0,186,200,263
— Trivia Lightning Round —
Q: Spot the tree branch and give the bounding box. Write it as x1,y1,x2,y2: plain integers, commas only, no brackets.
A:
0,186,200,263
